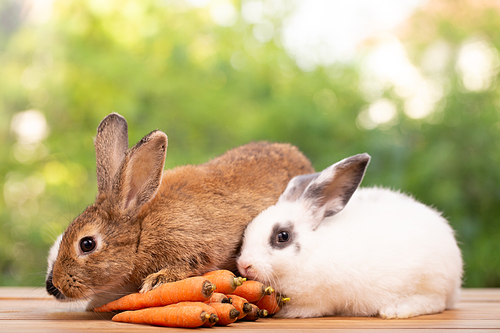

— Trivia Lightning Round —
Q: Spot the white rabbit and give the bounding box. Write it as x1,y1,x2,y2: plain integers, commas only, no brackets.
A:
237,153,463,319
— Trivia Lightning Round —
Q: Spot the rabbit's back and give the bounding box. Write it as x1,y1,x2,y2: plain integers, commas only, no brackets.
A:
309,187,462,316
135,141,314,281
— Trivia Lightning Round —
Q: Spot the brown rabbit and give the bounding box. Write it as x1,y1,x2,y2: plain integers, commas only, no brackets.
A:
46,113,314,309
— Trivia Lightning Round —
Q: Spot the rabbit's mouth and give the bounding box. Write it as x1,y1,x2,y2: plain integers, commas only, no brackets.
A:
45,269,71,301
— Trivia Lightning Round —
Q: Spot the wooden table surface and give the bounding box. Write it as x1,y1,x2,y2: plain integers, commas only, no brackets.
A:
1,288,499,332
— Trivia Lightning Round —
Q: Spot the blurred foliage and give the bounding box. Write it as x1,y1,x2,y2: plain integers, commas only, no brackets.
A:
0,0,499,288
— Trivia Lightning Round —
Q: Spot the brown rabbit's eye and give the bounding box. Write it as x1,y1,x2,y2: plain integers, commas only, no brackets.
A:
277,231,290,243
80,237,96,253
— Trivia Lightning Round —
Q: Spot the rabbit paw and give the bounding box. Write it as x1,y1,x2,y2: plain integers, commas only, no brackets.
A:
379,294,446,319
140,272,177,293
140,268,190,293
379,305,414,319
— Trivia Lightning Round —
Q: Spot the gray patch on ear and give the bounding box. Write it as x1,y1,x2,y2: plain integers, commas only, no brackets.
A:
269,222,295,250
304,153,370,219
303,182,325,201
282,173,320,202
324,210,336,218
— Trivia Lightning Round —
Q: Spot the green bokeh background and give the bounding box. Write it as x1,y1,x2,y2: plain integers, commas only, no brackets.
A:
1,0,499,288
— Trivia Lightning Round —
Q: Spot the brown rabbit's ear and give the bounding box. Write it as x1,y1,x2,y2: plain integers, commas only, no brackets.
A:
111,130,167,215
95,113,129,195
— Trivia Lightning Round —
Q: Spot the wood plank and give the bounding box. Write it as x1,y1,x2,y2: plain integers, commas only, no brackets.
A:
0,288,499,332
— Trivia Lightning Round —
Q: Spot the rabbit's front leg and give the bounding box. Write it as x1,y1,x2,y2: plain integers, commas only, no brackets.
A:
140,267,190,293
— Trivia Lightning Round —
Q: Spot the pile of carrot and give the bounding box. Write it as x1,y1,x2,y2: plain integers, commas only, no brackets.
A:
93,270,290,328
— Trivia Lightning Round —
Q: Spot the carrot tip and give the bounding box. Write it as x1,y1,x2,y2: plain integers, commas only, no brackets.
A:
259,309,269,318
264,286,274,295
209,313,219,324
229,309,241,320
281,297,291,305
243,303,253,314
234,277,246,287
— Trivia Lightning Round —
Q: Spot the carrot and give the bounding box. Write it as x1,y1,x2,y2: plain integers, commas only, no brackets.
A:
203,270,245,294
232,280,274,302
209,303,240,326
94,276,215,312
254,292,290,315
204,292,231,304
241,303,269,321
171,301,219,326
112,302,216,328
226,294,252,319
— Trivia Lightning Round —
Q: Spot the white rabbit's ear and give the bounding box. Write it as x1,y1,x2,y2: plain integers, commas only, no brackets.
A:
110,130,168,215
301,153,370,229
94,113,129,195
279,172,321,202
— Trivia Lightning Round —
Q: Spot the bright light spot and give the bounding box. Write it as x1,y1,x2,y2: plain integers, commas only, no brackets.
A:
3,173,45,213
43,161,69,185
281,0,424,69
25,0,54,25
357,99,398,130
11,110,49,144
262,0,287,18
185,0,211,7
368,99,397,124
421,40,452,75
210,1,238,27
364,36,420,95
403,79,443,119
456,38,500,91
357,108,376,130
252,20,275,43
242,0,264,24
360,36,446,123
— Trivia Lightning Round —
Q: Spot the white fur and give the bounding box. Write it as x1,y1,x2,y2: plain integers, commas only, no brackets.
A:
238,165,463,319
46,233,63,279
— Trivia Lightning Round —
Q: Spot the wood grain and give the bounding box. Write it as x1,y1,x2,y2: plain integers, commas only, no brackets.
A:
1,288,499,332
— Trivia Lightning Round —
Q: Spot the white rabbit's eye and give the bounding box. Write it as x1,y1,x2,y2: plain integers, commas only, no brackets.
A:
277,231,290,243
270,224,294,249
80,237,96,253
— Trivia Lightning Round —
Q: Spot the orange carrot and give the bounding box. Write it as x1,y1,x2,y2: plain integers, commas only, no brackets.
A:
254,292,290,315
209,303,240,326
204,292,231,304
226,294,252,319
112,302,216,328
232,280,274,302
241,303,268,321
203,270,245,294
94,276,215,312
167,302,219,327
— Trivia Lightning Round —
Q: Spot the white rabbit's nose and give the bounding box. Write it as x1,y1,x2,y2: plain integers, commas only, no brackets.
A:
241,264,257,280
237,259,254,278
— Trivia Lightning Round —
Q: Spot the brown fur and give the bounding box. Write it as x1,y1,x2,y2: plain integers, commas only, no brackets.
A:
50,113,314,308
